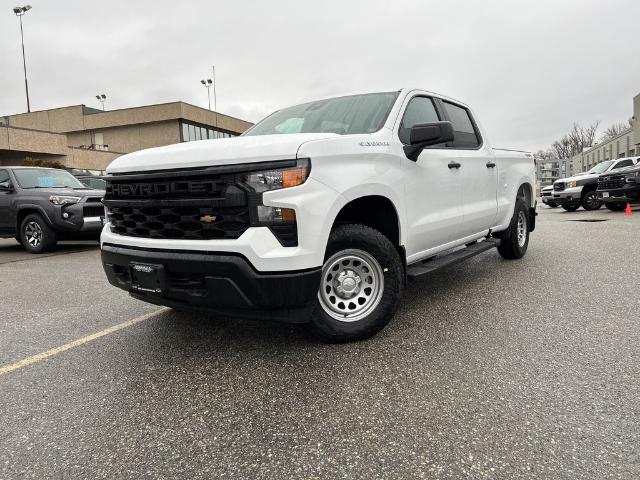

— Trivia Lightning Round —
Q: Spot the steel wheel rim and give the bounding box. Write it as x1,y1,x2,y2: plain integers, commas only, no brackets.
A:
517,211,527,247
25,221,43,247
318,249,384,322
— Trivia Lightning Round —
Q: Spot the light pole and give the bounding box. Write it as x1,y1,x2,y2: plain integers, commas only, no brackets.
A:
96,94,107,111
211,65,218,127
200,79,212,111
13,5,32,113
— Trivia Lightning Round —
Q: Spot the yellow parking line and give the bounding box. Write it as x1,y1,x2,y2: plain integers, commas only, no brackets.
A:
0,308,169,376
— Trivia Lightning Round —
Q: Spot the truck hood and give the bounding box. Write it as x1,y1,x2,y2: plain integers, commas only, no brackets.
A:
20,187,105,197
106,133,340,173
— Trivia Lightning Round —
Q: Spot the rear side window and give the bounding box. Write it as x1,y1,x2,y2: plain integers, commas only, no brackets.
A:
442,101,481,148
398,96,440,144
612,159,633,169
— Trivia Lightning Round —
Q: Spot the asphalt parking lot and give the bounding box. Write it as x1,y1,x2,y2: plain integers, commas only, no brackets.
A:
1,205,639,479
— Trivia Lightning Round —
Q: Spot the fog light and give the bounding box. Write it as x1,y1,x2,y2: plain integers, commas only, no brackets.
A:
257,206,296,224
62,212,70,219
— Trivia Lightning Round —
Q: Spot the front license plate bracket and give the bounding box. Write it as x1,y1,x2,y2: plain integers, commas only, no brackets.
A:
129,263,166,294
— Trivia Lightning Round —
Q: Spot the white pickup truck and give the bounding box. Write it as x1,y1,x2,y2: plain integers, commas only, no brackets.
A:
101,89,536,342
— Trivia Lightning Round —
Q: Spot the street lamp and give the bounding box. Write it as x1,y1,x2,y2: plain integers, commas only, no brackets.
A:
96,94,107,111
13,5,32,113
200,79,213,111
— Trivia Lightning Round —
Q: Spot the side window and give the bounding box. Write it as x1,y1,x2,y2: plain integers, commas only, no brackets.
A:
612,159,632,169
398,97,440,144
0,170,10,188
442,101,481,148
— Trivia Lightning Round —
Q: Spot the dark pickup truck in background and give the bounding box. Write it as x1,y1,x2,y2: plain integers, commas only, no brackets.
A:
0,167,105,253
597,162,640,209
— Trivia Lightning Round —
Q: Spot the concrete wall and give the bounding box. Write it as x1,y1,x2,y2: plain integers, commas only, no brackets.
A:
0,126,68,155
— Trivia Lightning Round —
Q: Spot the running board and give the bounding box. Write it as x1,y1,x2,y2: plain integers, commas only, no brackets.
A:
406,238,500,279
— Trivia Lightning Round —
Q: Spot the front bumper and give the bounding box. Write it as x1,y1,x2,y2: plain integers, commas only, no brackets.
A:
552,186,583,205
101,244,322,322
597,185,640,203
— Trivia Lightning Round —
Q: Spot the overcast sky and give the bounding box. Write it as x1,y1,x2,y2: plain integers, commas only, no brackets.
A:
1,0,638,151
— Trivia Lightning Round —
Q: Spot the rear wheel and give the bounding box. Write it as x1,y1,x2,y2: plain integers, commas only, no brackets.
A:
561,203,580,212
20,213,57,253
605,202,626,212
496,199,530,260
306,224,403,343
581,190,602,211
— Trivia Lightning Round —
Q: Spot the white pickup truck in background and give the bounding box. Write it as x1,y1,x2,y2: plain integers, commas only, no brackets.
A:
101,88,536,342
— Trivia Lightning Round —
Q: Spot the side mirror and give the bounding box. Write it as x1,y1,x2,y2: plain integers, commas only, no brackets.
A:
404,121,454,161
0,183,13,192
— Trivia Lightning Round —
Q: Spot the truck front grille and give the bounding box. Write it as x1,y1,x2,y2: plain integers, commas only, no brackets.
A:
597,175,626,190
553,183,565,192
103,169,252,240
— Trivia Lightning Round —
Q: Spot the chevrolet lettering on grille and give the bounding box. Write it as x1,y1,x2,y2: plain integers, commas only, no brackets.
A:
110,180,221,197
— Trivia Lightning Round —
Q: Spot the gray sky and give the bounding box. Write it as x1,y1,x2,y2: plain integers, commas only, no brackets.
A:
1,0,638,151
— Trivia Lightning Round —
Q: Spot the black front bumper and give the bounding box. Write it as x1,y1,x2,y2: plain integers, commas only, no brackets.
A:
597,186,640,203
101,244,322,322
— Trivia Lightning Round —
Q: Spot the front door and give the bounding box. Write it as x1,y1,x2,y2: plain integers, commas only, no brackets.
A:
397,95,465,260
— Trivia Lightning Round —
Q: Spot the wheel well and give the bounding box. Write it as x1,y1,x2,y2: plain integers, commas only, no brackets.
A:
16,208,44,230
517,183,533,207
333,195,400,244
332,195,406,272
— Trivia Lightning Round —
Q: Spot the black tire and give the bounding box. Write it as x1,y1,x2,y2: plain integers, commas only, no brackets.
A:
605,202,626,212
581,189,602,211
496,199,530,260
20,213,57,253
305,224,403,343
561,203,580,212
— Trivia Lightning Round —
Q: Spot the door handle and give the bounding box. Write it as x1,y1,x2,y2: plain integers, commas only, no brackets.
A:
448,161,461,169
486,161,496,168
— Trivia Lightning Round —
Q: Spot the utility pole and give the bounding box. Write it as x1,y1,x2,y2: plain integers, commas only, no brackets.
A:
13,5,32,112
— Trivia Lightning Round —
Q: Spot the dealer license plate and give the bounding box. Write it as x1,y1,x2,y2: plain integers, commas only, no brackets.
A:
129,263,165,293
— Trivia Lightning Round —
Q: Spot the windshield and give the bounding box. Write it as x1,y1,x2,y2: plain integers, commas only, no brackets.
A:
588,161,614,174
13,168,86,189
243,92,399,136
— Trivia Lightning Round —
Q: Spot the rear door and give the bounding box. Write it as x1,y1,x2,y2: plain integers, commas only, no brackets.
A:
439,100,498,237
0,169,15,235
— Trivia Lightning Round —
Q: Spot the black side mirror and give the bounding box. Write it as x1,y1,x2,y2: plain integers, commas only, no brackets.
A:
404,121,454,161
0,183,14,192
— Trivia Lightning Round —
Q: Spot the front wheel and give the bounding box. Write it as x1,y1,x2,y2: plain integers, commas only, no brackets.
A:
306,224,403,343
581,190,602,211
20,213,58,253
496,199,530,260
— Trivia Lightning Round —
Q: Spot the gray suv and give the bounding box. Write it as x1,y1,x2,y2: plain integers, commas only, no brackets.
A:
0,167,105,253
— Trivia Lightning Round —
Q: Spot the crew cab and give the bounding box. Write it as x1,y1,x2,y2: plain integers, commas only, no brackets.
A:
597,157,640,209
552,157,639,211
100,88,536,342
0,167,105,252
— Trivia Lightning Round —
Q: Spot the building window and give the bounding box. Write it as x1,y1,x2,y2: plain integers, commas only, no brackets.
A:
180,120,238,142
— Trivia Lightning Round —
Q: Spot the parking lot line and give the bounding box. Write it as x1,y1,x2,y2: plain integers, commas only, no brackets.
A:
0,308,168,376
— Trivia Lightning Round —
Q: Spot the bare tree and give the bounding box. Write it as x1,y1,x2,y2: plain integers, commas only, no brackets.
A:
600,122,631,142
534,149,557,161
550,122,599,159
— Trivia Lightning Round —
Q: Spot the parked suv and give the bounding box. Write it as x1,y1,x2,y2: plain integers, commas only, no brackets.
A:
100,88,536,342
541,185,557,208
597,158,640,209
0,167,105,252
553,157,639,211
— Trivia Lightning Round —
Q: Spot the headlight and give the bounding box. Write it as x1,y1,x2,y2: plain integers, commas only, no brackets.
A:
49,195,81,206
243,159,310,193
567,181,577,188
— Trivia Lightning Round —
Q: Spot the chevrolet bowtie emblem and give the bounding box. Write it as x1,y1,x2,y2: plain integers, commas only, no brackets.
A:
200,215,217,223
